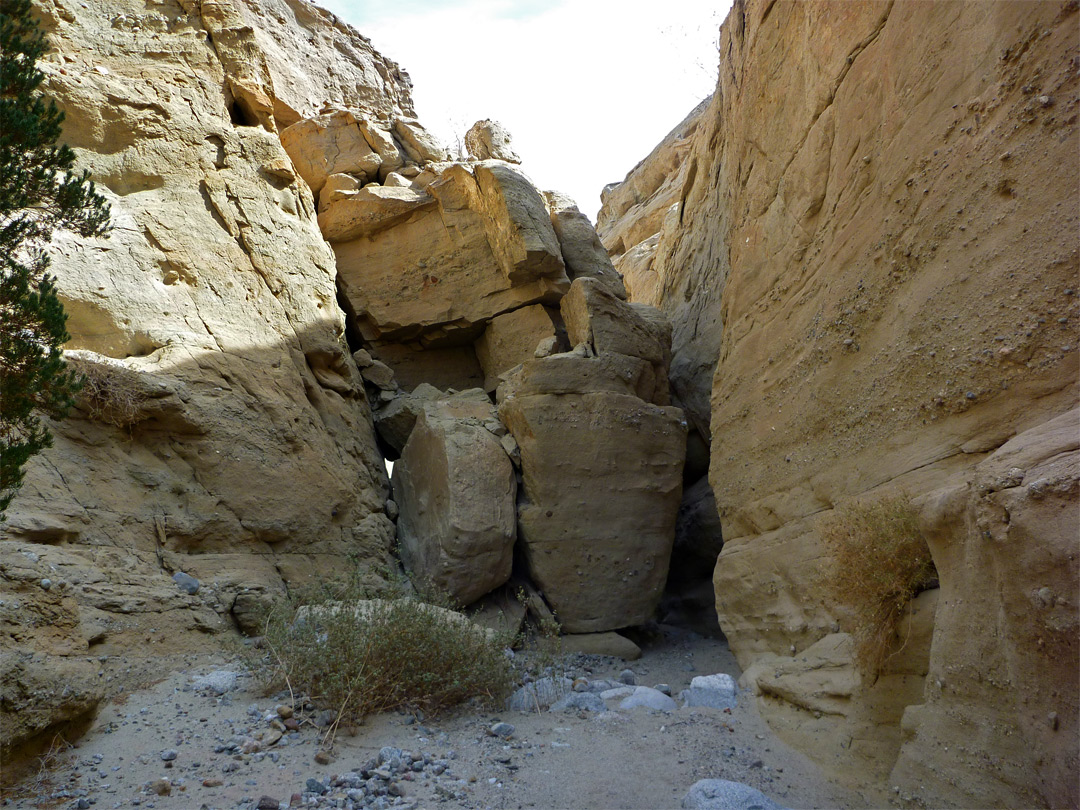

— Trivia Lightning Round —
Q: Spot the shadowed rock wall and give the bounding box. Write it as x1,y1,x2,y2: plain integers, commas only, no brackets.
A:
601,0,1078,806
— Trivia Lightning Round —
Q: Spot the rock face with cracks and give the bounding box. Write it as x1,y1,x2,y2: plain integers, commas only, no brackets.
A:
601,0,1079,806
1,0,409,763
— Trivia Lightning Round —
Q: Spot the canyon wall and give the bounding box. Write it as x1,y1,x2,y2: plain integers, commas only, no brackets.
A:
1,0,409,760
601,1,1078,807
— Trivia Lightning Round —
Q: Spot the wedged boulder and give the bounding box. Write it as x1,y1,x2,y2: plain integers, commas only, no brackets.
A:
373,382,444,455
497,350,661,406
474,161,566,284
561,631,642,661
474,305,558,392
317,182,433,242
499,390,686,632
544,191,627,299
561,277,669,365
333,162,569,344
392,117,450,163
279,110,382,196
465,119,521,163
392,398,516,605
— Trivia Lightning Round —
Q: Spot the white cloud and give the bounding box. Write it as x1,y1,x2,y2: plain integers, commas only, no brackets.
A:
317,0,731,219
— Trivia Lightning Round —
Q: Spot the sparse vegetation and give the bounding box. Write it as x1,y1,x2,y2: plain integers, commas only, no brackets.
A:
817,493,937,680
68,358,148,428
253,574,516,744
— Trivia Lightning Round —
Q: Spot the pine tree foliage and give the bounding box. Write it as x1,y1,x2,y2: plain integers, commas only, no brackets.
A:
0,0,110,516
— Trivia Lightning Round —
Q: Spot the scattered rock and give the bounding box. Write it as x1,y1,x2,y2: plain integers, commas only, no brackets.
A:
191,670,239,696
171,571,200,594
489,721,515,739
680,779,786,810
681,673,737,710
561,632,642,661
618,669,637,685
551,692,607,713
619,686,678,713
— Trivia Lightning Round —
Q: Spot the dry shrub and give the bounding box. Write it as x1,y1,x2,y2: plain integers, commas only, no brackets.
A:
256,583,515,739
818,493,937,679
70,358,148,428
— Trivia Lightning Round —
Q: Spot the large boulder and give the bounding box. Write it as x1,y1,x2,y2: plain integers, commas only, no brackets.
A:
544,191,628,299
473,305,559,392
465,119,521,164
499,389,686,632
279,109,383,196
333,162,569,344
393,397,516,605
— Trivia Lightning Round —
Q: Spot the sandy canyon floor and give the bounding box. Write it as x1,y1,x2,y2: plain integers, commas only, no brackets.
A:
3,626,885,810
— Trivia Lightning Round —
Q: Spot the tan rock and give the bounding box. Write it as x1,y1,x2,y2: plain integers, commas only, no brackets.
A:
474,305,557,392
464,119,521,164
499,391,686,632
279,110,382,196
544,191,627,299
317,183,433,242
373,383,445,455
496,352,659,406
615,234,661,307
561,632,642,661
3,0,405,760
561,277,669,365
370,343,485,392
392,399,516,605
474,161,566,285
392,117,450,163
333,162,568,344
604,1,1080,801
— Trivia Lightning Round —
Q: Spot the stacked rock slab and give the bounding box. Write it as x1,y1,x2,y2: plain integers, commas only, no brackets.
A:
498,278,687,632
1,0,410,765
326,159,569,346
392,394,516,606
600,0,1078,806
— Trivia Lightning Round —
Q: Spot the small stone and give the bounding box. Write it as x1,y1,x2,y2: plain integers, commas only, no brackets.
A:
1049,711,1059,730
618,669,636,686
385,499,399,520
314,750,333,765
551,692,606,713
159,749,177,762
1038,94,1053,107
618,686,678,713
172,571,200,594
680,779,785,810
388,782,407,797
655,684,672,696
289,793,303,807
202,778,223,787
148,779,171,796
39,578,52,591
305,778,327,795
256,797,280,810
276,704,294,719
965,391,977,400
489,722,515,739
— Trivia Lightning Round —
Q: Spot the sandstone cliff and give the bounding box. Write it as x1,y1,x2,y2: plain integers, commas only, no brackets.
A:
600,1,1079,807
1,0,410,761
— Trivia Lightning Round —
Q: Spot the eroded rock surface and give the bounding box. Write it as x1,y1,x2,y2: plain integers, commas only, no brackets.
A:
392,396,516,606
601,0,1079,805
1,0,407,761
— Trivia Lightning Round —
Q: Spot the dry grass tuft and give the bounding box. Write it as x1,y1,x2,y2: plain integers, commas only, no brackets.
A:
70,358,148,428
252,575,515,744
818,493,937,680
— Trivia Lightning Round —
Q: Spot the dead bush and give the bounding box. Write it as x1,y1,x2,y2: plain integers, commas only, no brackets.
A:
69,358,148,428
818,493,937,679
254,578,515,742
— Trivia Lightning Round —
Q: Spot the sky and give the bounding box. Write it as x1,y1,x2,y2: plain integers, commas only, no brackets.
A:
315,0,732,220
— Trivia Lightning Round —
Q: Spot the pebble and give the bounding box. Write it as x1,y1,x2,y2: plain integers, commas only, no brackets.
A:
305,777,327,795
256,797,280,810
202,778,223,787
314,750,333,765
618,686,678,713
172,571,200,595
489,722,515,739
159,749,177,762
618,669,636,685
551,692,606,713
40,578,52,591
276,704,294,719
681,779,786,810
148,779,171,796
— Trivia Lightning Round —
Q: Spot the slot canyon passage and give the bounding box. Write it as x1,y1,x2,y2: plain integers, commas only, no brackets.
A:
0,0,1077,808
